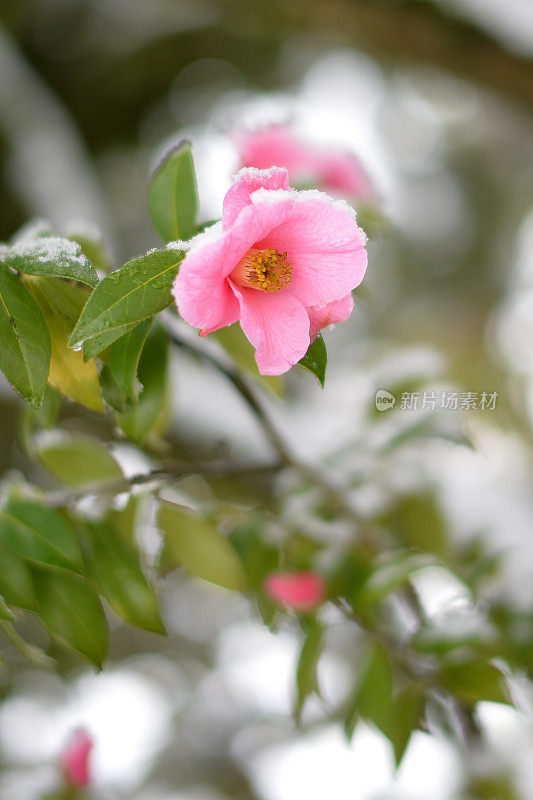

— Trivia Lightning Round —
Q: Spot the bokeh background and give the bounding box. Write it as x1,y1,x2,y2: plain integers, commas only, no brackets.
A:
1,1,533,798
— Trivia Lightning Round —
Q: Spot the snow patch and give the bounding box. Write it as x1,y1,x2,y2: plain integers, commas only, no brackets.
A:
10,236,89,267
232,166,288,184
168,221,224,255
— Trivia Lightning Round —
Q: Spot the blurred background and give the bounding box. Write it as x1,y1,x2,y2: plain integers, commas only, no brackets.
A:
1,0,533,798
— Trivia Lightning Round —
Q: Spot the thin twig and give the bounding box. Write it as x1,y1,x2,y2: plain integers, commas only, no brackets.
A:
163,316,371,530
163,318,295,466
46,459,282,507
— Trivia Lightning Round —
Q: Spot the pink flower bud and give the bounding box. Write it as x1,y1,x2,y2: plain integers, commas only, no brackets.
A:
263,571,325,611
59,729,93,789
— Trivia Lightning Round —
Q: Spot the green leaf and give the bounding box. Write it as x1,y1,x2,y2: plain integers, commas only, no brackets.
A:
295,620,323,722
0,264,50,406
31,565,108,667
388,684,424,766
344,642,393,741
0,498,83,572
117,323,168,442
328,552,373,603
149,140,199,242
229,522,280,627
0,543,37,609
99,318,153,410
69,248,183,351
78,521,164,634
382,493,449,558
158,501,245,591
439,658,509,705
104,494,141,548
3,237,98,286
25,277,103,412
82,323,136,362
213,324,282,396
229,521,280,591
36,432,123,487
297,333,327,387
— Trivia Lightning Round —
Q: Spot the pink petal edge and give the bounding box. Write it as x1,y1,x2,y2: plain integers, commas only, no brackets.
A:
308,293,354,340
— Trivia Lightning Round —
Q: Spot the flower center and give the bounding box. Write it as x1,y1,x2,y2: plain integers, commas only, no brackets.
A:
230,248,293,292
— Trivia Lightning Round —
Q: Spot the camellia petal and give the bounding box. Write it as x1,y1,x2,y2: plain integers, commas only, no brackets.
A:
253,191,367,307
308,293,354,340
231,284,311,375
173,232,240,331
223,166,289,229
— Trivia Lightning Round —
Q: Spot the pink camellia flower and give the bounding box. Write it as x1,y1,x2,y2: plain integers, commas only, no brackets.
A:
236,125,376,203
173,167,367,375
59,729,93,789
264,571,326,611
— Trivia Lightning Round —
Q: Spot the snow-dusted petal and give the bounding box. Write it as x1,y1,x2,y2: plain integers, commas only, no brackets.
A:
231,284,310,375
308,293,354,340
253,193,367,307
222,167,289,230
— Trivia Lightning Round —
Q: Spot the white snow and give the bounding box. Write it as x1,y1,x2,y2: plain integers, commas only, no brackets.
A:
250,186,363,234
231,165,287,183
10,236,89,268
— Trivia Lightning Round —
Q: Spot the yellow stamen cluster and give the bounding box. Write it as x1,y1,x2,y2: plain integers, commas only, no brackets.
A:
231,248,293,292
